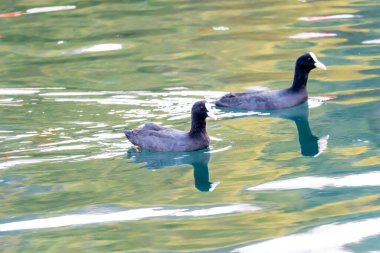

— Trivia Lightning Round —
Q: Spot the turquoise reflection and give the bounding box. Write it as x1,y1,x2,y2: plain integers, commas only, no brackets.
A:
218,102,328,157
127,149,218,192
268,102,329,157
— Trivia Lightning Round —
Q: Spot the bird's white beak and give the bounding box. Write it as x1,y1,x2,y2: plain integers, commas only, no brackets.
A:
314,61,327,70
205,102,217,120
309,52,327,70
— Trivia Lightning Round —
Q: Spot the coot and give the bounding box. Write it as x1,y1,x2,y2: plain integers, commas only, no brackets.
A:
124,101,217,152
215,52,327,110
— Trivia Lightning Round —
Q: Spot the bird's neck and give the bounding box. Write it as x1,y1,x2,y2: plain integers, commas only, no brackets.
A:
189,115,207,137
291,66,309,91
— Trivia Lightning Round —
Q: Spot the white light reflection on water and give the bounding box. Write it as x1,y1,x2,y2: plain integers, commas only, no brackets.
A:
0,87,64,95
247,171,380,191
232,217,380,253
212,26,230,31
64,44,123,54
0,156,83,170
41,89,286,126
314,135,329,158
362,39,380,44
206,145,232,154
25,5,76,14
0,88,40,95
0,98,23,106
289,32,337,39
0,204,260,232
39,145,90,152
0,131,129,169
39,92,118,96
0,133,38,141
41,89,331,116
42,90,228,122
299,14,360,21
308,96,336,108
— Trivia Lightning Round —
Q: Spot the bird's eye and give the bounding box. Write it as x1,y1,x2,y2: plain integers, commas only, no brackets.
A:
308,57,311,61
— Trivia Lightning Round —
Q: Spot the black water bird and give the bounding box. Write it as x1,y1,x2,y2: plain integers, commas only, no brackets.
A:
215,52,327,110
127,149,219,192
124,101,217,152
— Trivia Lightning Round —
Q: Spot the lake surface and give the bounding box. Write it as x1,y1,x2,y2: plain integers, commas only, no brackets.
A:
1,0,380,252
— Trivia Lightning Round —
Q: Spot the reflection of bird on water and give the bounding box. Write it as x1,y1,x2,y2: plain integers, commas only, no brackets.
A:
218,102,328,157
365,102,380,147
274,102,329,157
216,52,327,110
127,149,219,192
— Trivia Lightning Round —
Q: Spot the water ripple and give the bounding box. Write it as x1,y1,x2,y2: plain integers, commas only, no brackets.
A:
247,171,380,191
298,14,360,22
362,39,380,44
0,204,260,232
289,32,337,39
64,44,124,55
0,156,83,170
233,217,380,253
25,5,76,14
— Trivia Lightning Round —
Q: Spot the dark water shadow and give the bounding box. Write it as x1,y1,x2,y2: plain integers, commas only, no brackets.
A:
218,102,328,157
127,149,218,192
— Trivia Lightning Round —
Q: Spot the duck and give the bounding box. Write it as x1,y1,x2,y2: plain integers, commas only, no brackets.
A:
215,52,327,110
124,100,217,152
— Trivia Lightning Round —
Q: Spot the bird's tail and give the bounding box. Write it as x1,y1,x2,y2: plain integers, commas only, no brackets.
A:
124,130,133,139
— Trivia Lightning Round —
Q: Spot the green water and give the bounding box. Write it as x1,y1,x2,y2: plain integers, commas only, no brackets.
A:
1,0,380,252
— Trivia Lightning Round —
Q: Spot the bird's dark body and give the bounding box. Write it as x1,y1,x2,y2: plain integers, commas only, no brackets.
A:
124,101,212,152
216,88,308,110
125,123,209,152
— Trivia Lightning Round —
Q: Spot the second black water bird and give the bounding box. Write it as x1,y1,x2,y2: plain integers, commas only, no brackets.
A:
215,52,327,110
